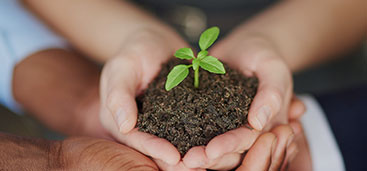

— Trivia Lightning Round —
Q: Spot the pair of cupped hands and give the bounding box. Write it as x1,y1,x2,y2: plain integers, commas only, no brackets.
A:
92,27,305,171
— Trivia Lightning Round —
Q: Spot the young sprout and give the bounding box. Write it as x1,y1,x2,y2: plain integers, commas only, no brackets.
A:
165,26,226,91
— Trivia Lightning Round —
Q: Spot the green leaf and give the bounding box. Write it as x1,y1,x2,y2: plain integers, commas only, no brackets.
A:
197,50,208,60
199,56,226,74
165,65,190,91
174,48,194,60
192,58,200,70
199,26,220,51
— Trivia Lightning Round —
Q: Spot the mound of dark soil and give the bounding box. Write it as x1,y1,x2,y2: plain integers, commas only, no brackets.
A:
137,59,258,155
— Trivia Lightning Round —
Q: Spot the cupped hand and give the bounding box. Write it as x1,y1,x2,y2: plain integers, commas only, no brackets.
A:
98,27,303,170
213,31,293,131
181,28,294,169
182,95,304,170
99,29,193,168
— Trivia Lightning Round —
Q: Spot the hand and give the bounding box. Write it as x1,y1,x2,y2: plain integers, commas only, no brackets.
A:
181,29,295,169
60,137,159,170
182,95,304,170
237,120,312,171
99,29,191,168
0,133,157,170
212,31,293,131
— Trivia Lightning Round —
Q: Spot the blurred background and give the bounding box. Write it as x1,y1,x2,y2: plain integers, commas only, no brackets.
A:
1,0,366,140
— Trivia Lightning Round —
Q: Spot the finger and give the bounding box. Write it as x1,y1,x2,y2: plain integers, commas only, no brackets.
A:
236,133,277,171
281,142,298,171
100,57,140,133
289,119,302,134
205,127,261,160
206,152,241,170
287,120,313,171
154,159,205,171
248,57,292,130
183,146,241,170
113,128,181,165
182,146,208,168
269,124,294,171
288,95,306,120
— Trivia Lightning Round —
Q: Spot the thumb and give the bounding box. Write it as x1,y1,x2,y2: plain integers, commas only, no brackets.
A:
100,57,141,134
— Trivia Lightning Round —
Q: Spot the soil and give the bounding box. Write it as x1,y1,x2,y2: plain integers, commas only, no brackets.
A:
137,59,258,156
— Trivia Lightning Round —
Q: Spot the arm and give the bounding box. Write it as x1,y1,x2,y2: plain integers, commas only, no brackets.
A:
203,1,365,167
22,0,185,63
12,49,106,138
17,1,188,166
228,0,366,72
0,132,158,170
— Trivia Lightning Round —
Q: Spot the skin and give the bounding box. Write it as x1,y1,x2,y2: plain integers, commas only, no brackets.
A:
236,120,313,171
20,0,366,169
20,0,294,169
9,48,304,170
0,121,307,171
13,49,107,138
0,133,159,171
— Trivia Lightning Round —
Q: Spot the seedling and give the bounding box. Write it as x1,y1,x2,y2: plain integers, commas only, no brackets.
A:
165,26,226,91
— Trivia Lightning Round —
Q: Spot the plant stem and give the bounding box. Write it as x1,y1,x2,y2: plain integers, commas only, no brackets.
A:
194,68,199,88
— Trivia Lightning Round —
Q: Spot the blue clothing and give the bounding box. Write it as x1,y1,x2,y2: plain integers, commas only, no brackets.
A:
0,0,67,113
316,85,367,171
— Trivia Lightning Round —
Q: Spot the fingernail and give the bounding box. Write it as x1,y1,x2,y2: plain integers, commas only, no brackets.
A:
286,134,294,148
116,108,129,133
255,106,272,130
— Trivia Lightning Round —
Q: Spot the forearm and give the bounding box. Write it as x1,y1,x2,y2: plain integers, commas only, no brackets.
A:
13,49,105,137
22,0,184,62
0,132,62,170
237,0,366,71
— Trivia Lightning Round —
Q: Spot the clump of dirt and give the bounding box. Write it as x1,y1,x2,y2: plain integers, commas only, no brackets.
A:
137,59,258,155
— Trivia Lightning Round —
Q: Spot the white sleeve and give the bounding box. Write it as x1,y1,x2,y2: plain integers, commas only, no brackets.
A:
299,95,345,171
0,0,68,113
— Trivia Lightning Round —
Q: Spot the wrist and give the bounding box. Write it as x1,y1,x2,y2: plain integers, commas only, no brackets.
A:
213,30,287,69
117,27,187,61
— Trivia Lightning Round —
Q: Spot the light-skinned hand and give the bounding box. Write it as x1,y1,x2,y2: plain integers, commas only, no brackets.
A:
236,120,312,171
99,29,191,169
98,28,304,170
181,30,295,169
182,95,304,170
